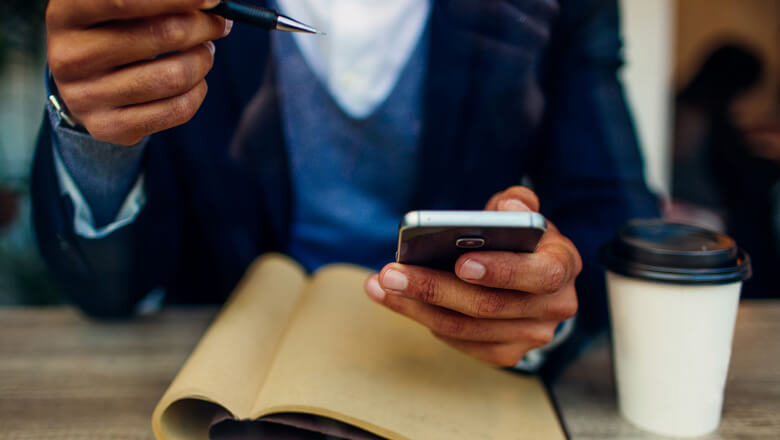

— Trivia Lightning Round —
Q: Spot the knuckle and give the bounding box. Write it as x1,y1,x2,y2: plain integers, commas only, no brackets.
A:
86,115,131,145
493,259,519,287
183,87,204,120
90,109,151,146
548,294,578,321
528,326,555,349
168,95,197,125
414,276,440,305
122,72,149,102
107,0,130,14
57,85,88,114
83,114,110,139
474,291,506,318
573,251,584,276
48,45,80,80
513,298,532,318
540,257,567,293
559,236,584,277
166,82,205,126
152,16,189,47
159,62,192,93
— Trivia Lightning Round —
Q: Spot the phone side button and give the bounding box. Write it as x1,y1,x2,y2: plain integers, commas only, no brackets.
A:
456,237,486,249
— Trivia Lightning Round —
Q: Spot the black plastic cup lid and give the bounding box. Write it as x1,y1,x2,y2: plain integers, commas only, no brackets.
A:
600,219,752,285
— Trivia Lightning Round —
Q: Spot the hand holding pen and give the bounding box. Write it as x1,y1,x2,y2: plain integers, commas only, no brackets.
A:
45,0,320,145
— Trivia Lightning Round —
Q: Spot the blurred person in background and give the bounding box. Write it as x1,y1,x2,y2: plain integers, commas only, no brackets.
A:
34,0,658,378
744,88,780,276
671,43,780,299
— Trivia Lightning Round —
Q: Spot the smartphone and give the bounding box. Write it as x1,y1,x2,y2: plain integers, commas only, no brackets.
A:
396,210,547,270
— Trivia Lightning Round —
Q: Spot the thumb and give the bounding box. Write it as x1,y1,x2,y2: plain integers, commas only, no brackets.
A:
498,198,533,212
485,186,540,212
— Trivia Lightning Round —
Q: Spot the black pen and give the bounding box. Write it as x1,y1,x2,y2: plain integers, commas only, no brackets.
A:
207,0,324,34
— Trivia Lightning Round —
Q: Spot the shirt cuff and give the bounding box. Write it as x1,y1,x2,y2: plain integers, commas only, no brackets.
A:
47,100,149,226
53,144,146,239
511,317,577,373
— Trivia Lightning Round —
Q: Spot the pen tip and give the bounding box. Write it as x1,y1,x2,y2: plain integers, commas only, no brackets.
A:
276,14,323,35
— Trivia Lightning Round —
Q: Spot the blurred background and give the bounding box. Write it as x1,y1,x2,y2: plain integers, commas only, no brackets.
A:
0,0,778,305
0,0,60,305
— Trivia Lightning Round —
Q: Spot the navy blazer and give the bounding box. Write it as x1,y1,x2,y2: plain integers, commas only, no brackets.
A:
32,0,658,343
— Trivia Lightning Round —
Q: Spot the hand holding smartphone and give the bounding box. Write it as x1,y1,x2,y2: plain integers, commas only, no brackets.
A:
396,210,547,270
369,192,580,368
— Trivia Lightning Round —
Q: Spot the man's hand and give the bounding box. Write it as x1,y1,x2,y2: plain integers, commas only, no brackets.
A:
365,187,581,367
46,0,231,145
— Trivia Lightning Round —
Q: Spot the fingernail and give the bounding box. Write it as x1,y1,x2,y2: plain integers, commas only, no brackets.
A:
366,277,386,303
204,41,215,56
202,0,222,8
459,259,486,280
381,270,408,292
223,19,234,37
501,199,531,212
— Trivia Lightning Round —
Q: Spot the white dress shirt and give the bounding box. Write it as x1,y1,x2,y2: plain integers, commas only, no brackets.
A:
276,0,431,118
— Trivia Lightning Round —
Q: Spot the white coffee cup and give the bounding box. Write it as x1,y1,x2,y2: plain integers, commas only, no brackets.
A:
601,220,751,437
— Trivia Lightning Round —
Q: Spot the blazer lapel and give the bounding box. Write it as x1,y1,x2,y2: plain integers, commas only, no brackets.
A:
222,1,293,251
415,5,476,210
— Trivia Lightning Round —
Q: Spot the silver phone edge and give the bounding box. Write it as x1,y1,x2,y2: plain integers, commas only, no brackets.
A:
396,211,548,263
399,210,547,230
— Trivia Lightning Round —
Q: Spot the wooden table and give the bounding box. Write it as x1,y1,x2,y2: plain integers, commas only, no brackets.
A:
0,302,778,439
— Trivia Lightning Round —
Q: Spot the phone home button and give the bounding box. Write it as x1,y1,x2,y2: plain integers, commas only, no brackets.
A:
456,237,486,249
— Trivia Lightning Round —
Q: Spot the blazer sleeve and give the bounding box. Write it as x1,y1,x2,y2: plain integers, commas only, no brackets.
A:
32,117,181,319
529,0,660,341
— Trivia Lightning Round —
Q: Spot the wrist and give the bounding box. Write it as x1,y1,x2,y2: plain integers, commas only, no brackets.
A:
47,71,84,132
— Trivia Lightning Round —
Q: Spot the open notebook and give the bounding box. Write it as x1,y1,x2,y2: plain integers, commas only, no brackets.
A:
152,254,566,440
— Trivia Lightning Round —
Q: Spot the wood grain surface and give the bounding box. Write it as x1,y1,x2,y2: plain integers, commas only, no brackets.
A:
553,301,780,439
0,302,777,439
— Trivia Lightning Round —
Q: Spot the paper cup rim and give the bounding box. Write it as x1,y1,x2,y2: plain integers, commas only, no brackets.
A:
600,244,752,285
